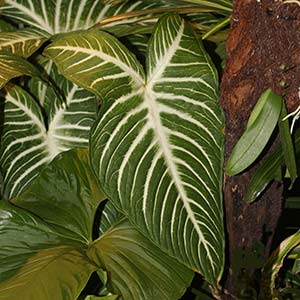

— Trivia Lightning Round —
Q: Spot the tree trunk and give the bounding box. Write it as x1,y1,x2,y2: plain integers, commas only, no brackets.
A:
220,0,300,299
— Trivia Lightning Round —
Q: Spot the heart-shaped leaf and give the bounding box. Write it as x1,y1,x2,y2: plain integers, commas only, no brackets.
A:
45,14,225,287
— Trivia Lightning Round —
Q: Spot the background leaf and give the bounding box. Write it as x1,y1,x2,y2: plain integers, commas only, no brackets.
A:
245,129,300,203
0,64,98,199
0,53,40,88
0,0,169,35
0,28,49,57
278,102,298,187
259,231,300,300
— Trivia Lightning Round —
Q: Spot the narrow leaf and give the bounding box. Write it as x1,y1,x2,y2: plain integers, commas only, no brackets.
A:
245,130,300,203
0,28,49,57
46,14,225,286
0,53,40,88
278,102,297,187
226,89,282,176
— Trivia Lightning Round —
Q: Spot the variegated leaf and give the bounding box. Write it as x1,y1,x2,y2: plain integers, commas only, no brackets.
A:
45,14,225,287
0,28,49,57
0,0,165,35
28,58,57,113
0,53,39,88
0,82,97,199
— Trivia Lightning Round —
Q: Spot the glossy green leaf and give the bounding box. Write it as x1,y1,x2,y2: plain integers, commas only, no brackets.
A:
278,102,297,187
0,149,106,300
88,202,194,300
0,53,40,88
226,89,282,176
0,65,97,199
46,14,225,286
245,130,300,203
259,231,300,300
12,149,105,241
0,28,49,57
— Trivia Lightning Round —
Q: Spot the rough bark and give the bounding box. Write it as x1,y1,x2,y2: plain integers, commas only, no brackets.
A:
220,0,300,299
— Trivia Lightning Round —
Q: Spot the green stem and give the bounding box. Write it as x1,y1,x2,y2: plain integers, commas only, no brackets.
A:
202,16,230,40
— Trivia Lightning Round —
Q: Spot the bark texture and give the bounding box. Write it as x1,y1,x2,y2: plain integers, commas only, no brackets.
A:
220,0,300,298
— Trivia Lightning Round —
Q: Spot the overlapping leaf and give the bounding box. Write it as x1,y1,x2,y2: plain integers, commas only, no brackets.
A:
0,28,49,57
0,149,104,300
89,201,194,300
0,53,40,88
45,14,225,286
0,0,167,35
0,71,97,199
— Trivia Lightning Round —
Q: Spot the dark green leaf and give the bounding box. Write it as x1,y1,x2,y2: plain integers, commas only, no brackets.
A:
226,89,282,176
0,149,108,300
0,201,96,300
278,102,298,187
285,197,300,209
246,130,300,203
88,216,194,300
12,149,105,242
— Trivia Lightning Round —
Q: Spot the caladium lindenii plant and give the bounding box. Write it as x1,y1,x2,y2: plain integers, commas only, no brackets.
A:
0,0,237,299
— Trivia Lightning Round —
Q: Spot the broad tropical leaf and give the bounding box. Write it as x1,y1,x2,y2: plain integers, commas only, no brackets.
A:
12,149,104,240
0,149,105,300
0,202,96,300
0,81,97,199
45,14,225,286
0,0,166,35
88,201,194,300
0,28,49,57
0,53,40,88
